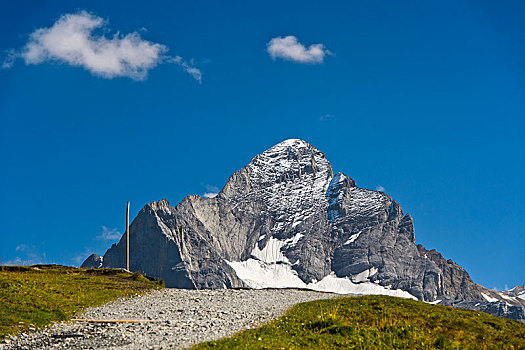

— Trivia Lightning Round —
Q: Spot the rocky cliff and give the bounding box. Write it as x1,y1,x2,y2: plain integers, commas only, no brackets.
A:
85,139,524,321
80,253,103,269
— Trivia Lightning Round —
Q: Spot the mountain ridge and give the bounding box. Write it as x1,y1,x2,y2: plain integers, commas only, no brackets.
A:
83,139,524,321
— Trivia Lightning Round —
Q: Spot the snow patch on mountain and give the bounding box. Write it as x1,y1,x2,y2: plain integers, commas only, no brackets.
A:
506,285,525,301
344,232,361,245
499,293,517,302
225,259,416,299
284,233,304,247
252,237,289,263
225,259,305,289
352,267,378,283
481,292,498,303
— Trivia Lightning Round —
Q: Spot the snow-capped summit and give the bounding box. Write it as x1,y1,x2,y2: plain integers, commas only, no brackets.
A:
86,139,525,321
249,138,332,180
506,285,525,300
221,138,332,198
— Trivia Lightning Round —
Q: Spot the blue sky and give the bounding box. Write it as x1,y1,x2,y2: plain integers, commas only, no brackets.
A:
0,0,523,290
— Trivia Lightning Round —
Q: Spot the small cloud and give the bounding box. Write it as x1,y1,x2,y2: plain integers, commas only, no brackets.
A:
206,184,219,192
376,185,385,192
96,226,121,241
493,285,511,292
6,257,23,265
266,35,331,64
1,49,17,69
319,114,334,122
203,184,219,198
72,246,96,265
73,255,85,265
10,243,47,265
3,10,202,82
170,56,202,83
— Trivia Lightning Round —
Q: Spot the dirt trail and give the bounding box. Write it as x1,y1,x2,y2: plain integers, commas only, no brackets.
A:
1,288,336,349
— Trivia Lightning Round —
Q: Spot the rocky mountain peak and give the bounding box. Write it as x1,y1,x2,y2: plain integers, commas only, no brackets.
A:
219,139,339,245
247,139,333,184
148,199,170,209
220,139,336,213
145,198,174,217
85,139,525,322
506,284,525,299
80,253,103,269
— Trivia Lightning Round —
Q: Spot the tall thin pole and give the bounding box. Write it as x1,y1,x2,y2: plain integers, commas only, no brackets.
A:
126,201,130,271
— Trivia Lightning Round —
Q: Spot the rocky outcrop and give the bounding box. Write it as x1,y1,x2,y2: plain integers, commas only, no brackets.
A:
84,139,524,321
80,253,103,268
451,300,524,322
415,246,525,321
506,284,525,299
416,244,484,301
102,199,246,289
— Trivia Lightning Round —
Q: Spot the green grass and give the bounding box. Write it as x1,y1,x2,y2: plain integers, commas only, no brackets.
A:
195,295,525,350
0,264,163,340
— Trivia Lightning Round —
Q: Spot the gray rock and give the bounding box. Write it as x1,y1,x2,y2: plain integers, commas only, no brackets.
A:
80,254,103,269
82,139,524,321
449,300,525,322
505,284,525,298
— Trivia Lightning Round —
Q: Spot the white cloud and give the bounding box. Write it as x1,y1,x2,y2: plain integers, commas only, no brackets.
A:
203,184,219,198
376,185,385,192
267,35,331,64
170,56,202,83
3,11,202,82
10,243,47,265
96,226,121,241
72,246,96,265
1,49,17,69
206,184,219,192
319,114,334,121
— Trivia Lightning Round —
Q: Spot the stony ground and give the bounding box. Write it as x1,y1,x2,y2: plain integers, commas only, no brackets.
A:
0,288,337,349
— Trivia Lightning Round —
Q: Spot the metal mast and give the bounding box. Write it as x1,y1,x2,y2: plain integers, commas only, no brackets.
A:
126,201,130,271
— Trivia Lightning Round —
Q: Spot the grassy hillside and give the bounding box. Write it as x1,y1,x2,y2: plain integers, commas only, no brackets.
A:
195,295,525,349
0,265,163,339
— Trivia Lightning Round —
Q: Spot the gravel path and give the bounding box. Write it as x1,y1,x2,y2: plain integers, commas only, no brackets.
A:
1,289,337,349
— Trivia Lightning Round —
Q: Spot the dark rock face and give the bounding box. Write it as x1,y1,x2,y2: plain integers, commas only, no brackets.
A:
415,246,525,321
416,244,483,301
102,200,245,289
80,253,103,268
83,139,524,321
